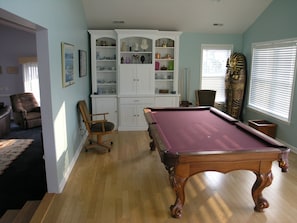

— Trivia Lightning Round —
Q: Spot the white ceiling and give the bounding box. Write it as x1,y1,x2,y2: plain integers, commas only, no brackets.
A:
82,0,273,34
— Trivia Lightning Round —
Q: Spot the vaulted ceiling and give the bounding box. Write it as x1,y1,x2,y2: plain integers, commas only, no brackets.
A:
0,1,273,34
81,0,273,34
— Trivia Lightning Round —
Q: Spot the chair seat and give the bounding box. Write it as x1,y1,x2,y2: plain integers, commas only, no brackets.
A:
91,122,114,132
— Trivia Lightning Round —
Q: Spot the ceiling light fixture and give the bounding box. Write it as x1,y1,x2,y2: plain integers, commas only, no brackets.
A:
213,23,224,27
112,20,125,24
112,20,125,28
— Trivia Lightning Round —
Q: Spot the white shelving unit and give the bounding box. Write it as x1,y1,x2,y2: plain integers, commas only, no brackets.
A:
154,31,181,108
89,30,182,131
89,30,118,127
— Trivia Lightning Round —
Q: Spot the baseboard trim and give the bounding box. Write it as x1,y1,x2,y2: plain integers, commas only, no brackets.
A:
58,132,87,193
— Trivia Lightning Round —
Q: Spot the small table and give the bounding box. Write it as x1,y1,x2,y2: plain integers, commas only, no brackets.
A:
248,120,277,138
144,107,290,218
0,105,11,136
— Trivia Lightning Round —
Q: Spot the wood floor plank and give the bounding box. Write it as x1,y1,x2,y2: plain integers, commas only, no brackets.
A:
0,210,19,223
42,131,297,223
30,193,55,223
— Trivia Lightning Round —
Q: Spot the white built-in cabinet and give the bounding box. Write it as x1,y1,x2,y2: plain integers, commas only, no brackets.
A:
89,29,182,131
118,97,154,130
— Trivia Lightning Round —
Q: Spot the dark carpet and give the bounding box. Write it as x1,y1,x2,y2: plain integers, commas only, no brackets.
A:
0,122,47,217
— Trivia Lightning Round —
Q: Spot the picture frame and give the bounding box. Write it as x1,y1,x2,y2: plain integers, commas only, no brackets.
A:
79,50,87,77
61,42,75,87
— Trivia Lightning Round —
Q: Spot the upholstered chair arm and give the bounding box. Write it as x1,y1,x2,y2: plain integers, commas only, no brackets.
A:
15,109,27,118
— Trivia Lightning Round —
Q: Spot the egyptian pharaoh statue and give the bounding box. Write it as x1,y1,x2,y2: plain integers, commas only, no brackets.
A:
225,52,247,119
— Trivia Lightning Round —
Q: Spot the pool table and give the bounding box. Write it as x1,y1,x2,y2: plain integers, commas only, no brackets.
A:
144,107,290,218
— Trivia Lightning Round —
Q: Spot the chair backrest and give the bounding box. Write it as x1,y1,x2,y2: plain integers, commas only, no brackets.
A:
195,90,216,106
10,93,39,112
78,100,92,133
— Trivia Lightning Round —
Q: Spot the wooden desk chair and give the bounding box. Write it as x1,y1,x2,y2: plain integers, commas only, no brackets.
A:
195,90,216,106
78,100,115,152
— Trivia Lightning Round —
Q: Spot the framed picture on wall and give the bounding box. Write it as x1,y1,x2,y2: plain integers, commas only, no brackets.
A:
79,50,87,77
61,42,75,87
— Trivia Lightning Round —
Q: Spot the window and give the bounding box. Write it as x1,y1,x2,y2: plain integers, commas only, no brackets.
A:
201,44,233,102
249,39,297,122
23,62,40,105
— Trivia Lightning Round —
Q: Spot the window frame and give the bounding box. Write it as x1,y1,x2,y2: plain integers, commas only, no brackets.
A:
200,44,233,103
248,38,297,123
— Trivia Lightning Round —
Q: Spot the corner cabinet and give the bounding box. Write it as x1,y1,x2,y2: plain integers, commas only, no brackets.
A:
89,29,182,131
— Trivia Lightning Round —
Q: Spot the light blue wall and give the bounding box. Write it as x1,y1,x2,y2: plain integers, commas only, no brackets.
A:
179,33,243,103
242,0,297,148
0,26,36,106
0,0,90,191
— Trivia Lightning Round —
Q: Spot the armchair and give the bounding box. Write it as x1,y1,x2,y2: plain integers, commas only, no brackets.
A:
10,93,41,129
78,100,115,152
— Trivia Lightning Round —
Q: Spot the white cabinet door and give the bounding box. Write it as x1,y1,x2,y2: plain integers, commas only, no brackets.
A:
91,96,118,129
119,64,137,95
136,64,154,95
136,105,149,126
118,97,154,131
119,64,154,95
119,104,138,128
155,95,179,107
119,104,150,130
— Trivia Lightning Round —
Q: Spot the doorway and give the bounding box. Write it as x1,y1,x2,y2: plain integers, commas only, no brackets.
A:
0,9,56,194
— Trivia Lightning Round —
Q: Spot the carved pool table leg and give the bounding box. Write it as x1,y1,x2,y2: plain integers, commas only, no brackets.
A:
149,140,155,151
252,171,273,212
147,127,156,151
169,169,188,218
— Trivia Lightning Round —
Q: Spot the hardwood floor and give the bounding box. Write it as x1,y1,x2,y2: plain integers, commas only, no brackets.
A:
42,131,297,223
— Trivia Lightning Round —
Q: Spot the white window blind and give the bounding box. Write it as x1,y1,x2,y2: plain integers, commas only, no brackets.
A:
23,62,40,105
249,39,297,122
201,44,233,102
